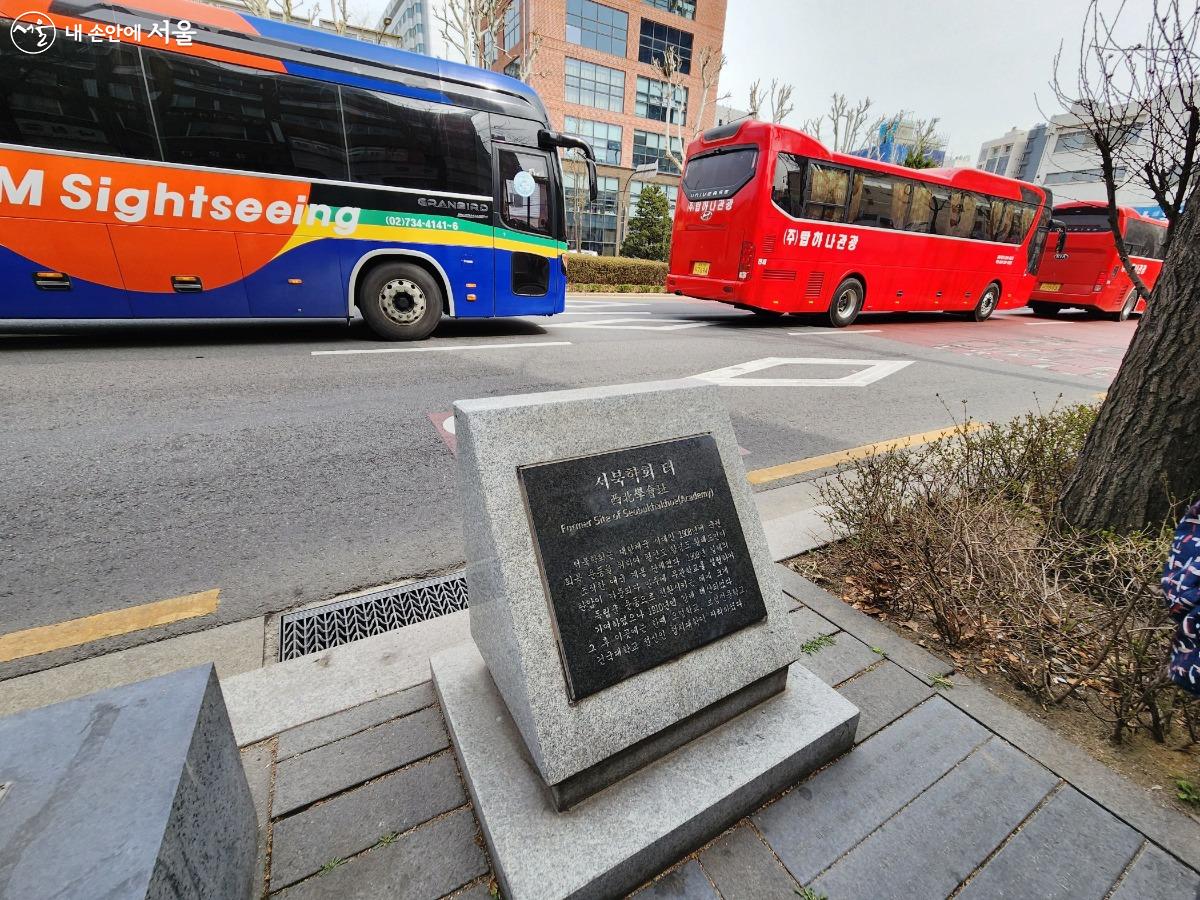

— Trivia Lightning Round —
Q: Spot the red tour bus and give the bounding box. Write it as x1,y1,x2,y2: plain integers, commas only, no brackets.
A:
666,121,1053,327
1028,202,1167,321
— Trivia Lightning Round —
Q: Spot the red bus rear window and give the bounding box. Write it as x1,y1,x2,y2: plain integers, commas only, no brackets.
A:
682,147,758,201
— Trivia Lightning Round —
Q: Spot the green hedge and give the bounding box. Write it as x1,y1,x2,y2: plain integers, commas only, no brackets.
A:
565,254,667,288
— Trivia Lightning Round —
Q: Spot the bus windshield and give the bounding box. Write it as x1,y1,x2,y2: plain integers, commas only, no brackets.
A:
682,148,759,200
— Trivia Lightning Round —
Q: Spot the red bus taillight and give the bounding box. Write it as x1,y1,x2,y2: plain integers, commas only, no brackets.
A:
738,241,754,280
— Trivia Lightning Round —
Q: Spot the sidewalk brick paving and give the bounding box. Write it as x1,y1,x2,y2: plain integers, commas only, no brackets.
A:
241,567,1200,899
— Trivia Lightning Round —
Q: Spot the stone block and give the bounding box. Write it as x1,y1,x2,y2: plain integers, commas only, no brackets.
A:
754,698,988,885
811,738,1058,899
270,753,465,891
0,664,256,900
698,825,800,900
432,641,857,900
454,380,801,787
787,607,838,645
835,661,935,743
273,706,447,816
957,787,1142,899
273,808,487,900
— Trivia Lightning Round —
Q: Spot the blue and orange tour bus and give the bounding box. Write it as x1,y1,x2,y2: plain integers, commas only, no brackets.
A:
1028,201,1168,321
666,121,1054,327
0,0,595,339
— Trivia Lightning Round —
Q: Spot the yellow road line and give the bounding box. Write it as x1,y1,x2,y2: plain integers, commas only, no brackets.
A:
0,589,220,663
746,423,985,486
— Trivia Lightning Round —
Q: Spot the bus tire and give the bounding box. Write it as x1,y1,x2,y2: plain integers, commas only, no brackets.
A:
1112,290,1138,322
827,278,864,327
971,283,1000,321
1029,301,1059,317
358,262,444,341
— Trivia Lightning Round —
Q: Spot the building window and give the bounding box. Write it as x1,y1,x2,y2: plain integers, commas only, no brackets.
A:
1043,166,1127,185
628,180,677,218
638,19,693,73
503,0,521,51
565,58,625,112
564,115,623,165
566,171,620,254
1054,131,1091,153
566,0,628,57
483,29,497,66
643,0,696,20
504,59,522,78
635,76,687,124
632,129,683,175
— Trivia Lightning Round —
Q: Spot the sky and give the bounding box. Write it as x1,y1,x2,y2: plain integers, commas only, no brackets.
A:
719,0,1155,160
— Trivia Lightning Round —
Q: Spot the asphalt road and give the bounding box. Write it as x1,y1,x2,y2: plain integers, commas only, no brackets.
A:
0,297,1134,677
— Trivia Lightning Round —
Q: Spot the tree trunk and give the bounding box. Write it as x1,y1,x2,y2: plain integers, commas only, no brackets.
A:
1058,197,1200,532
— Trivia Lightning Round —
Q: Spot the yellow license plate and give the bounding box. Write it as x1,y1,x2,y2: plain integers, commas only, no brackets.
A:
692,261,711,276
1039,282,1062,292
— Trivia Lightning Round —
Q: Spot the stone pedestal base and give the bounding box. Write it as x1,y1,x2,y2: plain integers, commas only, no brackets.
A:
432,643,858,900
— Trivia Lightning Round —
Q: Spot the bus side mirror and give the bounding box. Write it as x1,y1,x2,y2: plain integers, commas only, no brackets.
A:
585,157,598,202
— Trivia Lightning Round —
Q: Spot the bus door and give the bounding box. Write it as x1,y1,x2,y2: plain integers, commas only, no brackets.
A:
492,144,562,317
110,225,251,318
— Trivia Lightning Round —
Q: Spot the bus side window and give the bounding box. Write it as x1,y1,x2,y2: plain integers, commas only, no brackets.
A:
850,172,896,229
145,49,348,180
804,163,849,223
498,148,553,236
971,195,993,241
905,183,934,233
945,191,975,239
771,153,805,218
0,38,157,160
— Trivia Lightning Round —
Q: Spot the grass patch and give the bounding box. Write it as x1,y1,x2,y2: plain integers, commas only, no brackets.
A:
800,633,836,655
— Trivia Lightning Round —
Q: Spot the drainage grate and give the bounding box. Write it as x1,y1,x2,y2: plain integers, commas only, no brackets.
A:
279,571,468,661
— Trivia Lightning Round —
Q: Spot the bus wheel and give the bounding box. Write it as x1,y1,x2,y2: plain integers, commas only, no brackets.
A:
358,262,444,341
971,283,1000,321
1029,301,1059,317
827,278,864,327
1112,290,1138,322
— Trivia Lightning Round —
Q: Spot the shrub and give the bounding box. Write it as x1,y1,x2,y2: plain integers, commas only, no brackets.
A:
564,254,667,288
814,402,1198,746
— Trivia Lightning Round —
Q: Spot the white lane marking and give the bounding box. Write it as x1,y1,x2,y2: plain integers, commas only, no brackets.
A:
788,329,883,335
550,318,708,331
312,340,572,356
693,356,913,387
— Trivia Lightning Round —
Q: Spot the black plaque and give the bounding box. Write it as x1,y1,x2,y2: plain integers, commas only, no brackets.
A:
518,434,767,702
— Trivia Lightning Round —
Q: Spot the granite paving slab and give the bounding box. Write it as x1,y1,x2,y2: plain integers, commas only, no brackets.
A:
835,661,936,744
273,808,487,900
273,706,447,816
632,860,719,899
276,683,435,761
787,607,838,645
697,825,799,900
957,786,1143,900
270,753,465,891
754,697,989,885
810,738,1059,899
777,567,955,680
1110,844,1200,899
798,631,880,686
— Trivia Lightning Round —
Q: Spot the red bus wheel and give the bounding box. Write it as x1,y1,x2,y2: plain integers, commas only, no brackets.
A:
1029,301,1060,317
1112,290,1138,322
972,284,1000,321
827,278,864,328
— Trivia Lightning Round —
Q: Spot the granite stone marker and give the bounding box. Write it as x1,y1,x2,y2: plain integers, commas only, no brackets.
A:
0,664,257,900
519,433,767,701
432,379,859,899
